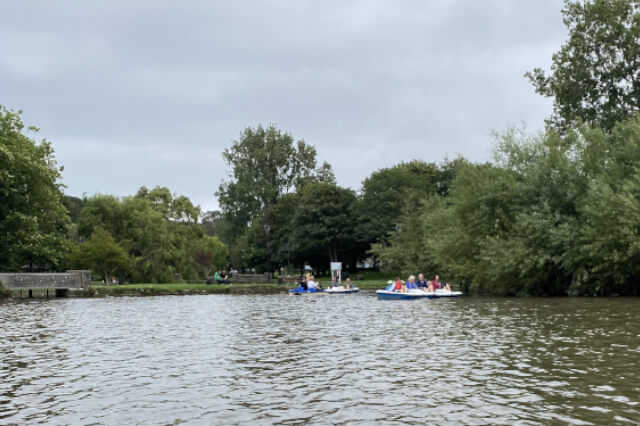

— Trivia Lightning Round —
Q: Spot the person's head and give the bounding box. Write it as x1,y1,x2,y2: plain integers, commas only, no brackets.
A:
346,278,351,283
434,274,440,281
309,275,315,281
418,273,424,281
408,275,415,282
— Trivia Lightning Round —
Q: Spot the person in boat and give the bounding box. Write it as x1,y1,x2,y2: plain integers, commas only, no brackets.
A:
330,275,340,289
405,275,417,290
344,278,352,289
432,274,442,290
393,277,404,293
298,275,308,290
307,275,322,292
416,273,428,290
427,280,435,293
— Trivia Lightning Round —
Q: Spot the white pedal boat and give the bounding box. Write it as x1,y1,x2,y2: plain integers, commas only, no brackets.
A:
326,286,359,294
376,288,462,300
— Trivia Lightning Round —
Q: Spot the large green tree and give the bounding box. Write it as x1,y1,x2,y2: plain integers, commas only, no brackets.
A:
75,187,227,283
289,183,358,268
0,106,70,271
353,159,464,248
71,227,131,284
216,125,334,244
526,0,640,132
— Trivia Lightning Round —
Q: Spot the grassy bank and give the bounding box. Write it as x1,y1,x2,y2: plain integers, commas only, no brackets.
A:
93,280,390,296
91,283,287,296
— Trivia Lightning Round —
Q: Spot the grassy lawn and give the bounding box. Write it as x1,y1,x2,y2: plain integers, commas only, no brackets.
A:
91,282,285,296
91,278,392,296
4,274,395,298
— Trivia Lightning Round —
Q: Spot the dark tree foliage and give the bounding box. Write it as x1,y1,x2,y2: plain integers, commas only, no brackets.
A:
62,195,84,223
353,159,465,248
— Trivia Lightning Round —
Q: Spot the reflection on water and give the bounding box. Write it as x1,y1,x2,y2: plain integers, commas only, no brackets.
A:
1,295,639,424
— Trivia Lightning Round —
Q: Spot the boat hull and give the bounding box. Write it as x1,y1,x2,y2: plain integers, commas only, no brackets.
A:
288,289,326,295
327,287,359,294
376,289,462,300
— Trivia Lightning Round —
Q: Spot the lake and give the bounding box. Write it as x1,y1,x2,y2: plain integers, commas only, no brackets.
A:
1,293,639,424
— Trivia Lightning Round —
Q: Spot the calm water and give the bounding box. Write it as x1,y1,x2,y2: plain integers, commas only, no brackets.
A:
1,293,639,424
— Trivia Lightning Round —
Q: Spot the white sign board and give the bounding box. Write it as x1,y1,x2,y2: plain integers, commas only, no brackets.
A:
330,262,342,271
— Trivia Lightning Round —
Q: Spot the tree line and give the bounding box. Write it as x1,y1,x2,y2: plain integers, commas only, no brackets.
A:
2,0,639,294
0,104,456,282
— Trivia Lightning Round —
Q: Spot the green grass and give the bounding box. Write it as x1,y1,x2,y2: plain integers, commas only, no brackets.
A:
3,278,394,299
91,282,286,296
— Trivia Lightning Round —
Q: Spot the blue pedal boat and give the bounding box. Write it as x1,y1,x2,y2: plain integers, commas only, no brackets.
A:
288,287,327,295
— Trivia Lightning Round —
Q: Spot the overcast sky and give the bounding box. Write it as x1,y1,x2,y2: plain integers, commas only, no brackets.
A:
1,0,567,212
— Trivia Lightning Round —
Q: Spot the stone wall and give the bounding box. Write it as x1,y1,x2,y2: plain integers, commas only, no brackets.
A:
232,273,271,284
0,271,91,289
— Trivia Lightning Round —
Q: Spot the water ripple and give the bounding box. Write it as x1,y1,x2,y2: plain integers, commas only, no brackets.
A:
1,294,640,424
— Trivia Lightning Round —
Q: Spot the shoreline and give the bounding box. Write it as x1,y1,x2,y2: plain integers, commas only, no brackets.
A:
3,280,386,299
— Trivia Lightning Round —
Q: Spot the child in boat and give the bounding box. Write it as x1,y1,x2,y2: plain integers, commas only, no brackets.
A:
345,278,352,289
298,276,308,290
427,280,434,293
393,277,404,292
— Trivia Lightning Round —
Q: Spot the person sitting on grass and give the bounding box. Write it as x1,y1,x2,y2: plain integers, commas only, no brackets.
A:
214,270,231,284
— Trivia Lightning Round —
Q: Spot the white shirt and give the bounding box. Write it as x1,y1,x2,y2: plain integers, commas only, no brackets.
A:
307,280,318,290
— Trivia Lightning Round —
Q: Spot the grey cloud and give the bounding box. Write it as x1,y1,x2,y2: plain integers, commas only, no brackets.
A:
1,0,566,211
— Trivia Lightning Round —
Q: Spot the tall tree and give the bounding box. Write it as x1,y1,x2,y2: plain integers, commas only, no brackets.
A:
0,106,70,271
216,125,334,243
526,0,640,132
